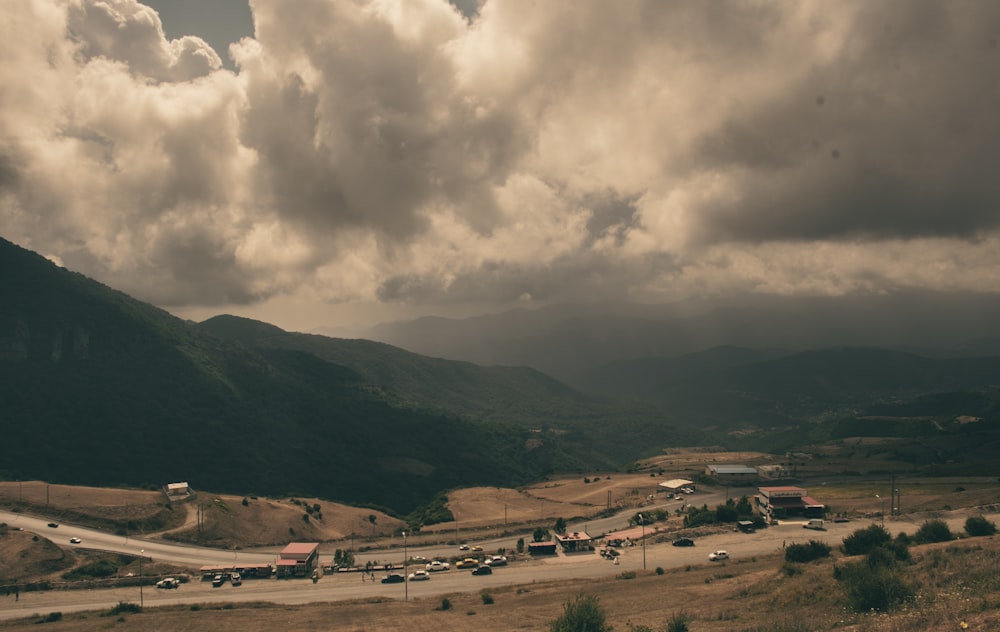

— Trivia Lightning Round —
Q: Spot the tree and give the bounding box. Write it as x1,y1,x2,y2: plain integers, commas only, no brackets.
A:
549,594,612,632
842,524,891,556
914,519,953,544
965,515,997,537
554,517,567,534
533,527,549,542
785,540,831,564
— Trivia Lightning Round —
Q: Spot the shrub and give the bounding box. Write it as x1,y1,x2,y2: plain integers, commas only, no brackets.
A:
785,540,831,564
842,524,891,556
108,601,142,615
666,612,691,632
481,593,494,605
438,597,452,611
63,559,119,580
914,519,954,544
655,566,664,575
837,561,913,613
965,515,997,537
549,594,612,632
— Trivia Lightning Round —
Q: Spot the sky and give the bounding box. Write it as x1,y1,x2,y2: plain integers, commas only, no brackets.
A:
2,0,999,334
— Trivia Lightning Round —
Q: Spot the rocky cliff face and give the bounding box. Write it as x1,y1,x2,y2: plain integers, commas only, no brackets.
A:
0,319,90,363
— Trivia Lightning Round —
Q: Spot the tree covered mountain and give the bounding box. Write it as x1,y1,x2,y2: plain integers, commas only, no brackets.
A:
0,237,699,515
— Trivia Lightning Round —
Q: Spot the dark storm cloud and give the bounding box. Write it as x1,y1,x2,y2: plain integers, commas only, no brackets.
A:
686,1,1000,245
3,0,1000,330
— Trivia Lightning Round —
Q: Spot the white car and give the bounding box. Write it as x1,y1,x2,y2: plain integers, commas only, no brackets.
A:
484,555,507,566
425,560,450,572
409,570,430,581
69,537,82,544
708,550,729,561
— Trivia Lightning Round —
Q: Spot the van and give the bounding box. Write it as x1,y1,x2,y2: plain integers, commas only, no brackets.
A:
804,519,825,530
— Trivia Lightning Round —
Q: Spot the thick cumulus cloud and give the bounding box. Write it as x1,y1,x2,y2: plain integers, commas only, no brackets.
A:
1,0,999,322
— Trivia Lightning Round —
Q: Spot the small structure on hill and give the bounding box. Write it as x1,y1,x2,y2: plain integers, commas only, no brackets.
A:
164,482,191,500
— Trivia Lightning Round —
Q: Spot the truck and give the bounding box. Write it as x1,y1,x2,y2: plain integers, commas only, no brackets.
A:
803,519,825,530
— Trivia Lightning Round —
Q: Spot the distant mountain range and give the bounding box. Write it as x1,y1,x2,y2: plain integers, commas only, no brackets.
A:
4,234,1000,515
354,293,1000,381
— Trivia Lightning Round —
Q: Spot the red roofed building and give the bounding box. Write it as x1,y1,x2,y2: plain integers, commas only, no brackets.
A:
755,486,825,521
277,542,319,577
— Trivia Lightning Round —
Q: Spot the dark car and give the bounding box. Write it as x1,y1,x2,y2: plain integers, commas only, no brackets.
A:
672,537,694,547
471,565,493,576
381,573,405,584
47,523,58,528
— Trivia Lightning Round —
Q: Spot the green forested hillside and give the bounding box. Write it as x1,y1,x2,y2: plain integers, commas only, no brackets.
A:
0,237,701,514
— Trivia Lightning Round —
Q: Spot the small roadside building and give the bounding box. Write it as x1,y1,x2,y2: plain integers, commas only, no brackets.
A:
277,542,319,577
528,541,558,555
705,464,758,485
555,530,593,553
658,478,695,493
755,486,826,521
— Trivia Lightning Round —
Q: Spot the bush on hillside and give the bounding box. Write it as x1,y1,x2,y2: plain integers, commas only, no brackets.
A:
785,540,831,564
549,594,612,632
842,524,891,556
914,519,954,544
964,515,997,537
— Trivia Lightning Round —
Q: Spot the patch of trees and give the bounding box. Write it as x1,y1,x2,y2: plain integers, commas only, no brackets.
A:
681,496,766,529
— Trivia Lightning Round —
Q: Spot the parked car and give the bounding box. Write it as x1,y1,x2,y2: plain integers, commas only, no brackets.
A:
471,565,493,575
672,537,694,547
230,573,242,586
409,570,430,581
471,545,483,552
455,557,480,569
458,544,470,551
211,574,225,587
708,550,729,561
69,537,82,544
47,523,58,528
412,555,427,562
381,573,405,584
156,578,179,589
426,560,450,572
485,555,507,566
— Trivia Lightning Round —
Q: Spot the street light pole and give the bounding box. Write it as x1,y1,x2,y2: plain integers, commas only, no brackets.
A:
638,514,646,570
402,531,408,602
139,549,144,608
875,494,884,528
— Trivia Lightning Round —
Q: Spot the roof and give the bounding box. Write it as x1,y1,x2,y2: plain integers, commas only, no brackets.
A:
707,465,757,475
276,559,299,567
659,479,694,489
280,542,319,558
555,531,592,542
